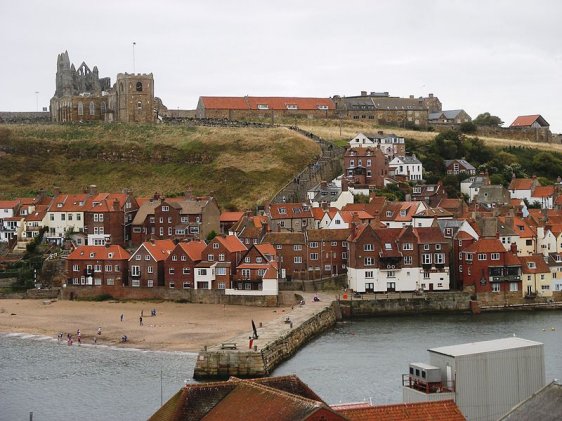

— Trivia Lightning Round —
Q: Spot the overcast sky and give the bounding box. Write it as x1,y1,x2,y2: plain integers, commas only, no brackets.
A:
2,0,561,132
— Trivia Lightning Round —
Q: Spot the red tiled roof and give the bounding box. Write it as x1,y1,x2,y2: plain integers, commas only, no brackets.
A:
25,205,48,222
505,252,521,266
177,240,206,261
340,210,374,223
510,114,548,127
311,207,325,221
519,254,550,274
48,194,91,212
332,400,466,421
463,238,505,253
532,185,555,198
0,200,20,209
508,178,534,190
216,235,247,253
67,245,130,260
200,96,335,111
141,239,176,261
255,243,276,256
413,227,447,244
220,211,245,223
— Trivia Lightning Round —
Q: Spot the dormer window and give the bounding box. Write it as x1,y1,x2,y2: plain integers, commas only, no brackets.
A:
286,104,298,110
57,203,63,208
528,262,536,269
257,104,269,110
90,253,95,258
278,208,287,214
162,206,169,212
386,211,392,217
400,210,407,217
317,105,328,110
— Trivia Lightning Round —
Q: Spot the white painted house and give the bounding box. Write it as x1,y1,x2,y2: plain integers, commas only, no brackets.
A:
389,155,423,181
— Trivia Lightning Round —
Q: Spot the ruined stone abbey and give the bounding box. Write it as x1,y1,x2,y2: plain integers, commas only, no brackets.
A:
50,51,155,123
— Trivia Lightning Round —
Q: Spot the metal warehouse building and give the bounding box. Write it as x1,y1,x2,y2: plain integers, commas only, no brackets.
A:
403,337,545,421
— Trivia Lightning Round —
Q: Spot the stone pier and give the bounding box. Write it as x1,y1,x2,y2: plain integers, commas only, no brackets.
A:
193,298,339,380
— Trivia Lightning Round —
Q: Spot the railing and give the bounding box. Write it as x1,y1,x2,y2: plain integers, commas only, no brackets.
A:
401,374,455,393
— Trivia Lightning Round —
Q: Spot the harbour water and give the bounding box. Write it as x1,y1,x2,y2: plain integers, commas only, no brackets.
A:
2,311,562,420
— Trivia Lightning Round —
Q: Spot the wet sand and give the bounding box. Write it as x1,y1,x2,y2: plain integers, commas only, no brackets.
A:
0,299,288,352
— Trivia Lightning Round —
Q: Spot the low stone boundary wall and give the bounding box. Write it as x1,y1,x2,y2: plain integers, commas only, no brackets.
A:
193,303,338,379
26,288,61,299
338,292,472,317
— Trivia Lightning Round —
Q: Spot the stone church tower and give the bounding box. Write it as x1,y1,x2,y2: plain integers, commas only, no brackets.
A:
116,73,155,123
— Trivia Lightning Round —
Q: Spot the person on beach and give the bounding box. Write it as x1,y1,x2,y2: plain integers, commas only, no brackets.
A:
97,327,102,335
120,313,124,322
57,332,63,343
139,316,143,326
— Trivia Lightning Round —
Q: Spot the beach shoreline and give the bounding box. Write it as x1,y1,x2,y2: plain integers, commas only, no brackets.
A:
0,299,289,352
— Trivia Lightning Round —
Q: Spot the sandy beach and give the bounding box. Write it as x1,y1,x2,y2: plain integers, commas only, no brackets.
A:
0,299,291,352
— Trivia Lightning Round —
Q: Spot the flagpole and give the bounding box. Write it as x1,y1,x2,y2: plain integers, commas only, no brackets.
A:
133,42,136,73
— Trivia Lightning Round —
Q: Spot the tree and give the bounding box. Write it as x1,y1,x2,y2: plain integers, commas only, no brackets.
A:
459,121,477,133
473,112,504,127
206,230,217,242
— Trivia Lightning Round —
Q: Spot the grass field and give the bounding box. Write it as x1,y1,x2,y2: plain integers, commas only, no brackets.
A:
0,123,320,210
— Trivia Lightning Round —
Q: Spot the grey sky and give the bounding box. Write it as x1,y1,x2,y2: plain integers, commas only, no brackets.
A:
2,0,561,132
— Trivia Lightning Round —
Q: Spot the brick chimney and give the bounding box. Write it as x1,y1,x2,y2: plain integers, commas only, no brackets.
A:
510,242,518,255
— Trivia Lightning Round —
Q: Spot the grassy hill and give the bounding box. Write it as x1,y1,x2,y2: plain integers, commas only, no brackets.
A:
0,123,321,210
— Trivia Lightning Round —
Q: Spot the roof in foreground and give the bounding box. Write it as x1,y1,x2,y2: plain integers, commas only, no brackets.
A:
430,337,543,357
332,399,466,421
498,381,562,421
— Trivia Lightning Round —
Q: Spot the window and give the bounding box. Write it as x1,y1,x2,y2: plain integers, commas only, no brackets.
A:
276,245,282,250
293,245,302,251
89,101,95,116
510,282,518,292
402,243,413,250
132,279,140,287
213,243,219,249
434,253,445,264
131,266,140,276
294,256,302,263
136,81,143,92
465,253,473,262
526,239,533,246
310,253,319,260
257,104,269,110
147,266,153,274
528,262,536,269
77,213,81,221
147,280,154,288
181,255,186,261
169,268,175,274
77,102,83,116
197,269,207,276
422,254,432,265
208,254,215,262
218,282,226,289
492,283,501,292
183,268,190,275
478,253,487,261
183,282,191,289
172,255,178,261
387,271,395,278
169,282,175,288
385,243,392,250
106,278,114,286
364,244,374,251
542,285,550,290
256,257,262,263
309,242,319,248
162,206,169,212
244,256,250,263
423,244,430,251
216,267,227,276
72,264,79,272
137,101,142,110
331,241,338,246
105,265,112,272
61,214,66,221
219,253,225,262
491,253,500,260
404,256,412,265
114,265,120,272
435,244,441,251
365,271,374,279
145,255,150,261
135,255,141,260
94,265,102,272
364,257,375,266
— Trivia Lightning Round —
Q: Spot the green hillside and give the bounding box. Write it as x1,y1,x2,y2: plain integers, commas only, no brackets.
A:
0,123,321,210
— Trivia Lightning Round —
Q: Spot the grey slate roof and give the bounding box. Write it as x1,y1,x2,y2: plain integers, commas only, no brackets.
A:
499,381,562,421
444,159,476,171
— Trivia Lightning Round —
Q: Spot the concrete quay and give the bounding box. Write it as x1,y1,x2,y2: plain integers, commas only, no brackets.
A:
193,293,339,380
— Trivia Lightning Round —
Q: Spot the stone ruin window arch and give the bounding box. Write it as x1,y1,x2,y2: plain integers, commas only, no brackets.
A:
89,101,95,116
77,102,84,116
136,81,143,92
119,82,124,93
100,102,106,114
137,101,142,110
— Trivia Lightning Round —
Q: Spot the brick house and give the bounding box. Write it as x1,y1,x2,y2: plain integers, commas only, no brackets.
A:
461,239,522,294
164,240,206,289
128,239,175,288
343,147,388,189
262,232,307,281
131,194,220,245
444,159,476,176
411,183,447,207
83,191,139,246
219,211,244,235
66,245,130,287
305,229,350,279
229,214,270,246
347,224,451,293
234,243,277,291
267,203,314,233
194,235,247,290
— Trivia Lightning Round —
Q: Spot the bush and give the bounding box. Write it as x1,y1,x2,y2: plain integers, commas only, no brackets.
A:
459,122,477,133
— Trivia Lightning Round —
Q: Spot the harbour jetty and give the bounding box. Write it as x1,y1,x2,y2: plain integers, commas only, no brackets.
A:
193,298,340,379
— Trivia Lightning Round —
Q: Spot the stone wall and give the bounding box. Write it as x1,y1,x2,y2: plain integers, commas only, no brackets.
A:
278,274,347,292
0,112,51,124
338,292,472,317
476,126,555,143
193,303,338,379
61,285,279,307
26,288,61,299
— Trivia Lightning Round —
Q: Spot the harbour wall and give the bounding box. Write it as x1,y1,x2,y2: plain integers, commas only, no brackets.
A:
193,302,339,379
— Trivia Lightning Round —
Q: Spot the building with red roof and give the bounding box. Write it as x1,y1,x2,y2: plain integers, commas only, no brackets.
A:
219,211,245,235
332,400,465,421
510,114,549,129
128,239,175,288
164,240,207,289
66,245,130,287
196,96,336,120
